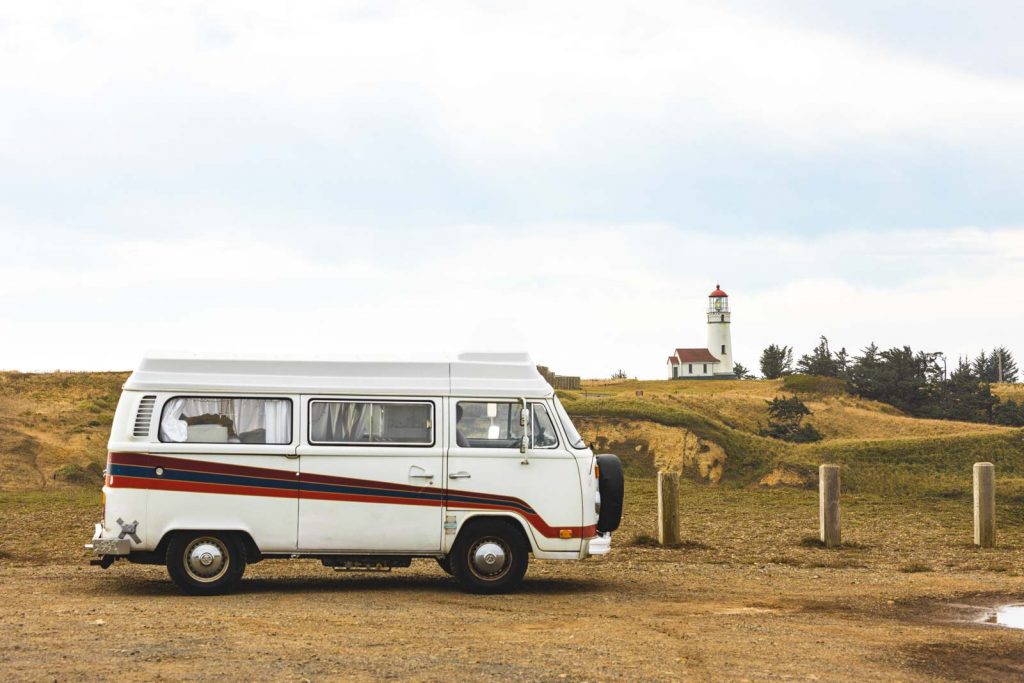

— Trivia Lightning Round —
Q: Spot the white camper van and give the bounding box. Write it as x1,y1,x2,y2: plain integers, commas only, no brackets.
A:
86,353,624,595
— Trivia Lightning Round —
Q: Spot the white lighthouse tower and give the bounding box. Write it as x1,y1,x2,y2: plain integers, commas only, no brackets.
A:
706,284,733,377
665,284,736,379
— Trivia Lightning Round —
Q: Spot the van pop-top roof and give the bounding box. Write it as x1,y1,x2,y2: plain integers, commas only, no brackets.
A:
123,352,554,398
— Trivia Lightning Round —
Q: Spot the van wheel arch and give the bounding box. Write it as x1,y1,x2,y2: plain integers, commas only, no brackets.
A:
454,514,535,555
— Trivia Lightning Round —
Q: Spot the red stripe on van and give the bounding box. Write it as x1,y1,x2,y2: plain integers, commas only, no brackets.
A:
109,452,296,482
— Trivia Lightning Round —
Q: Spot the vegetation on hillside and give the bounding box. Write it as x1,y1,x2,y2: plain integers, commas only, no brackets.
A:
757,337,1023,427
0,371,1022,501
563,377,1024,495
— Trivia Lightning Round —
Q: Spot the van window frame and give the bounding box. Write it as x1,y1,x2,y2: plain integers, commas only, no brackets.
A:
157,395,295,446
306,398,436,448
453,400,560,450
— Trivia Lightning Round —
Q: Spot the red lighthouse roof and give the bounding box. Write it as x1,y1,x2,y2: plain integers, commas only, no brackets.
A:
709,283,728,297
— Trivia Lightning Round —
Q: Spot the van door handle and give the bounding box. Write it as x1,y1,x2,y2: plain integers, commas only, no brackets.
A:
449,471,471,479
409,466,434,481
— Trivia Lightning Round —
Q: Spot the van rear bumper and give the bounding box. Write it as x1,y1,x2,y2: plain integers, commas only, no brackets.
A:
85,524,131,556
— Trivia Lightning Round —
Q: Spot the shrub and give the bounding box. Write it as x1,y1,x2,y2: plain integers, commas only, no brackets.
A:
759,396,823,443
782,374,848,395
53,462,103,485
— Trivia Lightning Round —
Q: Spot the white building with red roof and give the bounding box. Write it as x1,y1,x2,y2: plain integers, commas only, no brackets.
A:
666,285,735,379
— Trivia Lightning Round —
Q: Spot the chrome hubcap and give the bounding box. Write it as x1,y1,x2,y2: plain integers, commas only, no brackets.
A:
469,539,510,580
184,537,229,583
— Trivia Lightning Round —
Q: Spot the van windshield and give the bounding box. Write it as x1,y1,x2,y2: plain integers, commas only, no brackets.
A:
554,396,586,449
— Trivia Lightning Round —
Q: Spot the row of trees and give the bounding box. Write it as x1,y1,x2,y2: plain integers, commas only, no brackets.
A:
757,339,1019,384
749,338,1023,426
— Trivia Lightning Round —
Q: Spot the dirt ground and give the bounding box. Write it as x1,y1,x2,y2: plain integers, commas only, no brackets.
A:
3,480,1024,682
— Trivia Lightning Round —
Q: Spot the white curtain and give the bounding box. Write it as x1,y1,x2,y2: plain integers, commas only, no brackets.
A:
263,400,291,444
311,402,374,442
159,397,189,442
159,397,291,444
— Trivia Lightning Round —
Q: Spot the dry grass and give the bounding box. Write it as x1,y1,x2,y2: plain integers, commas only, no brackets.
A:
0,371,127,490
993,382,1024,402
576,378,1006,442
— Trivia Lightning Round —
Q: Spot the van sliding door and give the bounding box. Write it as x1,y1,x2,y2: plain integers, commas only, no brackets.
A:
296,396,444,552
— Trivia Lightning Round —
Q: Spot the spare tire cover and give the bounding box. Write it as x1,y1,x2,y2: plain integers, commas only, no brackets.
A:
595,454,624,533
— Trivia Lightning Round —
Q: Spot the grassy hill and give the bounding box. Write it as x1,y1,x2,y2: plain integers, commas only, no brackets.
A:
1,371,1023,500
561,378,1024,498
0,371,127,490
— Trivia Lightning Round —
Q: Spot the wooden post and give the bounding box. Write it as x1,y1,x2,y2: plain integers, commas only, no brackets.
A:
974,462,995,548
819,464,841,548
658,471,680,546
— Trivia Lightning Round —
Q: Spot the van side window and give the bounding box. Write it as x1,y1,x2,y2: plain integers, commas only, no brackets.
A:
456,402,558,449
159,397,292,444
309,401,433,445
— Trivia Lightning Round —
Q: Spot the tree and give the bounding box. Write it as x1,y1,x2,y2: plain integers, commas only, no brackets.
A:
797,336,842,377
847,345,941,415
973,347,1019,383
759,396,822,443
923,359,998,422
610,369,628,380
993,398,1024,426
760,344,793,379
847,343,881,397
733,362,752,379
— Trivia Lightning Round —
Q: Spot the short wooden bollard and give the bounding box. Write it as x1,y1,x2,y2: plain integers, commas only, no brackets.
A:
819,464,841,548
974,462,995,548
658,471,680,545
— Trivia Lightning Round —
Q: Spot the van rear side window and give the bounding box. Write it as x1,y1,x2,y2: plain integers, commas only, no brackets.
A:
159,397,292,444
309,401,434,445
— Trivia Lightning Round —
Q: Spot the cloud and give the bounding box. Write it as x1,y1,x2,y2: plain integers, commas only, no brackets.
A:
2,0,1023,177
1,223,1021,377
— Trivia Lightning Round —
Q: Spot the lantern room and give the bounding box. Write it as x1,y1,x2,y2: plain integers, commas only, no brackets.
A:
708,284,729,313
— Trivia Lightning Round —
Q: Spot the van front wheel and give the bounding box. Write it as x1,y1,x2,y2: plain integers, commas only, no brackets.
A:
166,532,246,595
450,520,528,594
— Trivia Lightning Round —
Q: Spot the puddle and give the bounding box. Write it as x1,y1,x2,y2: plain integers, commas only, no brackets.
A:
984,604,1024,630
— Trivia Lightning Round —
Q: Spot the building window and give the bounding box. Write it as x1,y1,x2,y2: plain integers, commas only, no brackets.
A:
688,364,693,374
721,344,726,354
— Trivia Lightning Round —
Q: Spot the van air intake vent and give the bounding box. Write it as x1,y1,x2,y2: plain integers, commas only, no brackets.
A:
133,395,156,437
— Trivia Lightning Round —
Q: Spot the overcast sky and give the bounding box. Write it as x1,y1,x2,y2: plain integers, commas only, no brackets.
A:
2,1,1022,378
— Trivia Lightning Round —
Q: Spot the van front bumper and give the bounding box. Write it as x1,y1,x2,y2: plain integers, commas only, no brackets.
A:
586,532,612,556
84,523,131,556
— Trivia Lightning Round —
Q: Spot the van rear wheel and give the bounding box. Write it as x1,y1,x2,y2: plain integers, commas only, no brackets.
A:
450,519,528,594
166,532,246,596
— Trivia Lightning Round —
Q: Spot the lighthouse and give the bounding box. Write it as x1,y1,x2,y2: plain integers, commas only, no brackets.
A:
706,284,732,376
665,284,736,379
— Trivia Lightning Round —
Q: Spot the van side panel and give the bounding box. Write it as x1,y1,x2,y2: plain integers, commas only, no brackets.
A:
107,393,300,553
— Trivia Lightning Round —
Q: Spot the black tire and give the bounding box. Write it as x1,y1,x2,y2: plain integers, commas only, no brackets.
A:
450,519,529,594
596,454,624,533
436,555,453,575
166,532,247,596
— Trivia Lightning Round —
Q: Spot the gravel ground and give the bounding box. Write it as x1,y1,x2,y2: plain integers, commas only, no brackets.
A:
2,480,1024,681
